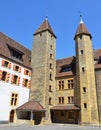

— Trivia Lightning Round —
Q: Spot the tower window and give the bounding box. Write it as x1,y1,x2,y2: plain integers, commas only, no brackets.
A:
50,45,53,50
82,67,85,72
49,97,52,105
80,35,82,39
84,103,87,109
50,54,52,59
49,85,52,92
50,63,52,69
40,33,42,36
51,35,53,39
81,50,83,54
83,87,86,93
49,74,52,81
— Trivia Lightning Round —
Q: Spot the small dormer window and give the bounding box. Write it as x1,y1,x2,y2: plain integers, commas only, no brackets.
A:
8,45,23,61
61,66,72,72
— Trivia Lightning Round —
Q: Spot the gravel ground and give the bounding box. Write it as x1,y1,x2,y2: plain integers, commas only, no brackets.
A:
0,123,100,130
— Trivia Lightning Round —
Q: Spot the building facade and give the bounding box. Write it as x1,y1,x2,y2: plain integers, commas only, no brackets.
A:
0,17,101,125
0,32,31,123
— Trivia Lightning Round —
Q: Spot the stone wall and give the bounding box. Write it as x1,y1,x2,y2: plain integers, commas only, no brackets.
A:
95,69,101,124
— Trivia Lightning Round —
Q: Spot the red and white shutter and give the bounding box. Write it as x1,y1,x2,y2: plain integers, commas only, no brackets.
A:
17,77,20,86
22,78,25,87
11,74,14,84
8,62,12,69
6,73,10,82
0,70,3,80
1,59,5,66
27,80,31,88
18,67,21,73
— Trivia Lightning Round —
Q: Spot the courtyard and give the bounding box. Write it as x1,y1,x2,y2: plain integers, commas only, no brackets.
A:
0,123,100,130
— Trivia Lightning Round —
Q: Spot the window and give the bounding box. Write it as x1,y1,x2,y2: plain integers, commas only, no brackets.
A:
84,103,87,109
68,96,74,104
26,70,29,75
49,74,52,81
1,71,7,81
11,93,18,106
11,75,20,85
61,66,71,72
49,85,52,92
13,75,18,84
40,33,42,36
13,64,21,72
67,79,74,89
82,67,85,72
51,35,53,39
50,45,52,50
22,78,30,88
59,81,64,90
24,69,31,76
83,87,86,93
49,97,52,105
15,66,19,71
50,63,52,69
81,50,83,54
80,35,82,39
8,46,23,61
68,112,74,119
50,54,52,59
24,79,28,87
1,60,11,68
58,97,64,104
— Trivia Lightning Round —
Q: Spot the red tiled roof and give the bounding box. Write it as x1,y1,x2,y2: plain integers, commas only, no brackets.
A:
95,64,101,70
0,32,31,69
94,49,101,59
56,57,75,78
94,49,101,69
16,100,46,112
34,19,56,38
51,105,80,111
74,23,92,39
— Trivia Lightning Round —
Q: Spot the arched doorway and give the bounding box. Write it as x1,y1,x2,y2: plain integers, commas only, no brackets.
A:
9,109,15,123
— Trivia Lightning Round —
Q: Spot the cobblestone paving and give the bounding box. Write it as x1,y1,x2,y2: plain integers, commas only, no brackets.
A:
0,123,101,130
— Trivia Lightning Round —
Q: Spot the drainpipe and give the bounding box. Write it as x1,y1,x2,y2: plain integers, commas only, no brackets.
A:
30,111,33,120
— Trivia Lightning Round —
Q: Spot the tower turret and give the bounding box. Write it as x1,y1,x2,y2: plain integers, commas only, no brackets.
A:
74,16,99,125
30,17,56,124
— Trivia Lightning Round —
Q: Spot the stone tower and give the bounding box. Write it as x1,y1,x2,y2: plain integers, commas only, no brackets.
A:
74,17,99,125
30,17,56,123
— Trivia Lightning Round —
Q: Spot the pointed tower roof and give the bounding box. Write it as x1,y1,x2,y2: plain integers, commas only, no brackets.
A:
74,16,92,39
34,17,56,38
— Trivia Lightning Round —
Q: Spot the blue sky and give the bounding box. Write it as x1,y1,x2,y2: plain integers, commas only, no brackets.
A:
0,0,101,59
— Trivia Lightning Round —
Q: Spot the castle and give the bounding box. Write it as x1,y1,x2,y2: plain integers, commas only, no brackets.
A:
0,17,101,125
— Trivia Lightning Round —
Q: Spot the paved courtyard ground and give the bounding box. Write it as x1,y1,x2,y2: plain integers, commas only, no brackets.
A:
0,123,101,130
